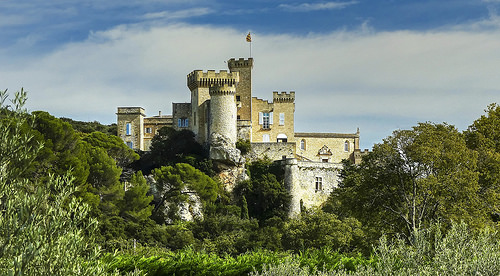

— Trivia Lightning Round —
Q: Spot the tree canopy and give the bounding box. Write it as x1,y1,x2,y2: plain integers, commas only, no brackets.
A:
326,122,486,242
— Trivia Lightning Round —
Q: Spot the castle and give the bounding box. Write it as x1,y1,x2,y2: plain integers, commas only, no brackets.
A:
117,58,368,216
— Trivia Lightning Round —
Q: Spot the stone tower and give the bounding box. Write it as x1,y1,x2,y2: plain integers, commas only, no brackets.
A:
187,70,239,144
228,58,253,122
116,107,145,150
209,84,237,145
208,84,241,162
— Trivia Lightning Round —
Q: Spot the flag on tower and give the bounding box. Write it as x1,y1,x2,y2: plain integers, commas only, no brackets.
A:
246,32,252,42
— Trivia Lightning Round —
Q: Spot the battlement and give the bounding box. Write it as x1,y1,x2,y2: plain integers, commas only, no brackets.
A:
187,70,239,91
273,91,295,103
117,107,146,116
209,84,236,96
227,58,254,70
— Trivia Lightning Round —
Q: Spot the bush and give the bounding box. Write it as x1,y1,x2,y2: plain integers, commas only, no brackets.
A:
236,139,251,155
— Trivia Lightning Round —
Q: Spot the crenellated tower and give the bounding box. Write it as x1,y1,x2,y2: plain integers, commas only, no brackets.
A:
228,58,253,122
187,70,239,143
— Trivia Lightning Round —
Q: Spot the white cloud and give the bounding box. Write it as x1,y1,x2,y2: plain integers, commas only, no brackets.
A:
279,1,358,12
2,20,500,149
142,8,213,20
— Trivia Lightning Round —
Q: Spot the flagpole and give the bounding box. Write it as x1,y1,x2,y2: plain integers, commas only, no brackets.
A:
246,32,252,58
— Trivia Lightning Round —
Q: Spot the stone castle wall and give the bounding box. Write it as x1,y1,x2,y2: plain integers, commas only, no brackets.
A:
248,142,296,161
284,159,342,217
295,133,358,163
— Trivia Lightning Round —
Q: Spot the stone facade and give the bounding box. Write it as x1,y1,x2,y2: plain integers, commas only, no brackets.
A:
248,142,296,162
143,113,173,150
284,159,342,217
251,92,295,144
295,132,360,163
117,107,145,151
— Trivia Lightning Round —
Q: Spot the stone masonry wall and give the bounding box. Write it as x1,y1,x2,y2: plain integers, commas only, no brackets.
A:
251,92,295,143
295,133,358,163
117,107,145,151
284,159,342,217
209,85,237,145
249,142,296,161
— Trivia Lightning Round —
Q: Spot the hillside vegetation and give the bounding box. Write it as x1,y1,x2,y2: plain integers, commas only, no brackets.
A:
1,89,499,275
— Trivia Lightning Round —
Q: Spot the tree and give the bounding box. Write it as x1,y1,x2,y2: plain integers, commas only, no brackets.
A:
0,89,107,274
282,208,365,253
327,122,484,241
234,159,290,222
120,171,154,222
465,103,500,221
82,131,139,180
152,163,219,224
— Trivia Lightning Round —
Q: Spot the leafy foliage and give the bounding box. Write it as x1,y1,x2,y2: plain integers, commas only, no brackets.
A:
282,208,365,253
152,163,219,224
235,159,290,222
465,103,500,221
0,89,108,275
326,122,485,243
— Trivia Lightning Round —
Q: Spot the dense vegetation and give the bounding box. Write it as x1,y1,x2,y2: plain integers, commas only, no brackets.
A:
1,89,499,275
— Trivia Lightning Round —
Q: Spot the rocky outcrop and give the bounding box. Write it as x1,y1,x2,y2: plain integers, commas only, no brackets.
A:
209,133,244,165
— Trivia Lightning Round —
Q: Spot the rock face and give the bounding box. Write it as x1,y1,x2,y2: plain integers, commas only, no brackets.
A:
209,133,243,165
215,162,248,192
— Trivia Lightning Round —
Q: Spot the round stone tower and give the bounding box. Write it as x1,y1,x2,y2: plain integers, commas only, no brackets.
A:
209,84,237,146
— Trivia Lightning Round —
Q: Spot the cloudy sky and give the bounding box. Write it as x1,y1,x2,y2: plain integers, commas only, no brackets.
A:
1,0,500,149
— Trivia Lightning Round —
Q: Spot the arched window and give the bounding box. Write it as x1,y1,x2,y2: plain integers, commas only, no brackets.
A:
344,140,350,152
300,139,306,150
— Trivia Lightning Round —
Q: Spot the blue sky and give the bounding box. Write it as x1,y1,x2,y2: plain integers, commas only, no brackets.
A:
2,0,500,149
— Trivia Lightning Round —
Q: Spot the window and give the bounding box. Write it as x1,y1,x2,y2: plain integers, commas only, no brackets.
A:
236,95,241,102
263,134,270,142
344,141,350,152
237,115,241,120
178,118,189,128
277,133,287,143
315,177,323,191
145,127,152,134
279,113,285,125
126,123,132,135
259,112,273,129
300,139,306,150
126,141,133,149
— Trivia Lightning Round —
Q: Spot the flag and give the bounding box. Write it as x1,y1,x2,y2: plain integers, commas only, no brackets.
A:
246,32,251,42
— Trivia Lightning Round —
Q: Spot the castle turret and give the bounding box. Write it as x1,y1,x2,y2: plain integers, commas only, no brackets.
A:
209,84,237,145
187,70,239,144
208,84,242,163
228,58,253,121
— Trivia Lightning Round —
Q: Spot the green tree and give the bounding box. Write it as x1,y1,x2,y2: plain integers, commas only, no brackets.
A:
327,123,484,242
0,89,107,274
152,163,219,223
282,209,365,253
465,103,500,221
235,159,290,222
120,171,154,222
83,131,139,167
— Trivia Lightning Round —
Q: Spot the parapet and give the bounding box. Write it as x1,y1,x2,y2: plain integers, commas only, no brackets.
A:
209,84,236,96
117,107,146,116
228,58,254,70
187,70,239,91
273,91,295,103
